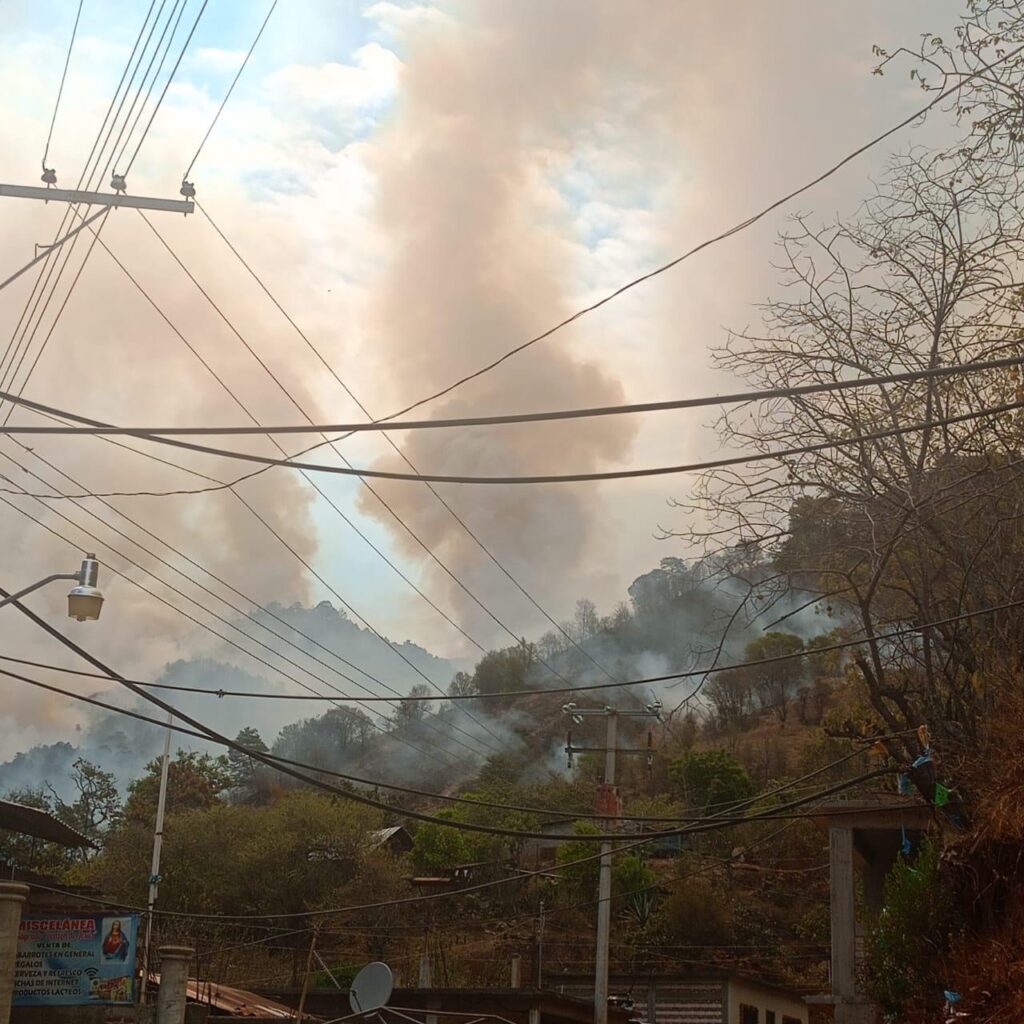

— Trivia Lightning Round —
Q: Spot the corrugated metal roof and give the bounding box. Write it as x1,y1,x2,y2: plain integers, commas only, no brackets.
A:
0,799,94,848
367,826,411,849
174,979,295,1018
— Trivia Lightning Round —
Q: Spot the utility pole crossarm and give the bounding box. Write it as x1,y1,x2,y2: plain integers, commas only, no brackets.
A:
0,183,194,215
565,746,651,754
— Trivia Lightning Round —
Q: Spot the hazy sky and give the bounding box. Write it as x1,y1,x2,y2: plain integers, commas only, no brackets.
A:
0,0,966,754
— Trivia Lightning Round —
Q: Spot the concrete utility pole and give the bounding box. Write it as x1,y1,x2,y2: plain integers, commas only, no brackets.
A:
140,712,173,1002
562,701,661,1024
595,711,617,1024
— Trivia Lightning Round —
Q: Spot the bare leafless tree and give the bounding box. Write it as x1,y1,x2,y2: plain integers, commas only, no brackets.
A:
668,152,1024,777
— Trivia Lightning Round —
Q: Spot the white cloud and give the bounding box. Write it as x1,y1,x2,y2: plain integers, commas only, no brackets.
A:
266,42,401,120
364,2,452,35
190,47,247,75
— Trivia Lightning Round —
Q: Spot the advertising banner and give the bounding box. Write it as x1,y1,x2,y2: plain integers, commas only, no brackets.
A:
14,913,139,1006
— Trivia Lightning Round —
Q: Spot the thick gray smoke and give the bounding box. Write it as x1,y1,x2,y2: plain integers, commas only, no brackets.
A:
0,600,470,797
351,1,712,642
0,553,837,804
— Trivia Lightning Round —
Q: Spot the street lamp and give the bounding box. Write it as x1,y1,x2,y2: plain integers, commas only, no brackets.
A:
0,553,104,621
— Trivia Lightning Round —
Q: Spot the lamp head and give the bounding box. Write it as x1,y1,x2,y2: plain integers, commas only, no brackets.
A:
68,554,103,622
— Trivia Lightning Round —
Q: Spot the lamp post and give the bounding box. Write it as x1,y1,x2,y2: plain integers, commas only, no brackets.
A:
0,554,104,621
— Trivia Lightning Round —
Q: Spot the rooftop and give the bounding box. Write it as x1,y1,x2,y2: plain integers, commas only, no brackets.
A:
0,799,94,849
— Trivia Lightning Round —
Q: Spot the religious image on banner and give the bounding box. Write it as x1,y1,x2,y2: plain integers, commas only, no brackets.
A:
14,914,139,1006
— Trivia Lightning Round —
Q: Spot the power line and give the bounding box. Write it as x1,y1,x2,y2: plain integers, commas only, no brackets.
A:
0,585,893,849
0,408,516,770
0,207,112,412
13,5,519,771
0,440,472,731
2,592,1018,702
181,0,278,181
0,350,1021,437
172,49,1024,698
0,0,184,415
183,821,791,953
40,0,85,173
19,763,887,924
1,0,159,394
0,642,901,821
2,660,896,826
2,389,1020,491
5,2,499,770
14,39,1012,733
0,414,504,765
0,643,889,857
111,0,191,175
123,0,211,175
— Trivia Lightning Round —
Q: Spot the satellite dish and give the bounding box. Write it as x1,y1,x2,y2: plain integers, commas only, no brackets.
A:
350,962,394,1013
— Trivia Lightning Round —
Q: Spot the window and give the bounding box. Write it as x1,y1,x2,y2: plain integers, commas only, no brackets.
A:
766,1013,776,1024
740,1006,759,1024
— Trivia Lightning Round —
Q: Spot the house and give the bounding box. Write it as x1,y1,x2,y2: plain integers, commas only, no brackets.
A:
520,818,581,868
546,971,809,1024
308,827,412,866
366,826,413,855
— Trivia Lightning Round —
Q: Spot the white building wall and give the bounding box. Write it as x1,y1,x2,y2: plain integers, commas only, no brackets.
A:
725,978,808,1024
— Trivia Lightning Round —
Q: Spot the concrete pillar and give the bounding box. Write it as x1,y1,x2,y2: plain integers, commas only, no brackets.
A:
510,954,522,989
829,826,857,1001
156,945,193,1024
418,948,432,987
0,883,28,1024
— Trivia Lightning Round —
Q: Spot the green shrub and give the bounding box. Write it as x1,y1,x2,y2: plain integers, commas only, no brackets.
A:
866,841,955,1015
